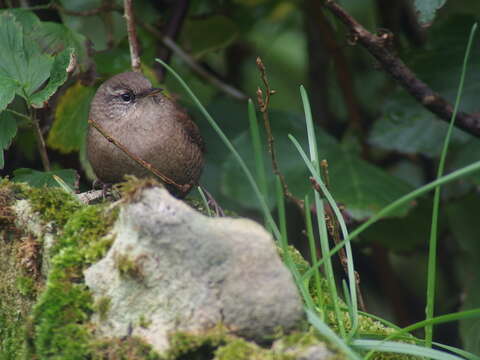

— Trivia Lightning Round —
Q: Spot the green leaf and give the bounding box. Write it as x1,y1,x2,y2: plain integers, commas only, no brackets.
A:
373,16,478,157
0,74,19,111
12,168,77,188
326,142,414,220
47,82,95,154
221,112,413,220
182,15,238,58
33,22,86,62
0,13,53,99
59,0,126,52
449,138,480,185
362,199,442,252
446,195,480,354
369,108,470,157
0,111,17,169
31,48,74,108
0,8,42,33
414,0,448,24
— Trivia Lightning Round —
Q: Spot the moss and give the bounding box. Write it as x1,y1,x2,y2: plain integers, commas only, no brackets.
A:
0,180,38,359
115,176,161,203
25,186,83,229
95,296,112,322
91,337,161,360
26,200,119,359
214,338,274,360
166,329,301,360
115,253,144,280
280,330,319,349
138,314,152,329
166,328,228,360
15,276,36,298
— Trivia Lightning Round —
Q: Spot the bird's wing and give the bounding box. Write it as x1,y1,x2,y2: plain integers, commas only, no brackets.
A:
174,108,206,152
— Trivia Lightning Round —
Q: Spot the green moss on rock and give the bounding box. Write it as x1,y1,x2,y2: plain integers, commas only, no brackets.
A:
28,202,119,359
91,337,161,360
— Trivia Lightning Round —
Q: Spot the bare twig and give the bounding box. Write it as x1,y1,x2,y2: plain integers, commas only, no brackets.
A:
142,23,247,100
154,0,189,82
256,57,304,211
309,174,366,311
77,189,104,204
88,118,191,194
124,0,141,72
313,6,364,137
30,109,50,171
53,2,121,16
323,0,480,138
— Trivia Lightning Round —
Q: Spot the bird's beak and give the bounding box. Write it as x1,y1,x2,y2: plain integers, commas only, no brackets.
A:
146,87,163,97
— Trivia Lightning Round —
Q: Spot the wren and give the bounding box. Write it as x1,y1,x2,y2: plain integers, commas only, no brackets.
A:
86,72,204,197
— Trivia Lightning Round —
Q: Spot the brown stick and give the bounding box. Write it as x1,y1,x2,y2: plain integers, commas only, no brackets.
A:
142,23,247,101
323,0,480,138
88,119,190,194
154,0,189,82
256,57,304,212
53,3,121,16
124,0,141,72
313,4,364,136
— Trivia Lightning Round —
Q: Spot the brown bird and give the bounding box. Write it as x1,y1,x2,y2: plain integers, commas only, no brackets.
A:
87,72,204,197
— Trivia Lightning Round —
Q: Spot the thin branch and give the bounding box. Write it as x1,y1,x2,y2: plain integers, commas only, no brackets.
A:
256,57,304,212
88,118,191,194
154,0,189,82
30,109,50,171
143,23,247,100
323,0,480,138
6,108,30,122
314,7,364,136
53,2,121,16
124,0,141,72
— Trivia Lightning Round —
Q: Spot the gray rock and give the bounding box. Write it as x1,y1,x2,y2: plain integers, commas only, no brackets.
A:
84,187,304,353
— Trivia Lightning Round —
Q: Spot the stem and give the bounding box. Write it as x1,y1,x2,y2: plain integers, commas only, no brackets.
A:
31,109,51,171
124,0,141,72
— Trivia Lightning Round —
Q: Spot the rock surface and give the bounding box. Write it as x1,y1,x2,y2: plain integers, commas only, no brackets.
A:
84,187,304,353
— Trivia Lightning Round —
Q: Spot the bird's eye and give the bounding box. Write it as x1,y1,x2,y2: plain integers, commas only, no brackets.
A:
121,92,134,102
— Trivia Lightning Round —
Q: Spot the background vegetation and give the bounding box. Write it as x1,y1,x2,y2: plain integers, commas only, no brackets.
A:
1,0,480,356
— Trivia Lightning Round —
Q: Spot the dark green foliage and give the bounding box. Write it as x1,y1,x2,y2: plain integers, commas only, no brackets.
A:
1,0,480,356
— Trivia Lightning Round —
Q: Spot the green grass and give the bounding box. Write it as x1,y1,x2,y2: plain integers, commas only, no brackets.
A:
425,21,478,348
156,34,480,358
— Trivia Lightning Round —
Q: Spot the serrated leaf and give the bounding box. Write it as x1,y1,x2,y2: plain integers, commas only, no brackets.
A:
414,0,447,24
0,74,19,111
221,112,413,220
31,48,74,108
0,13,53,99
12,168,77,188
0,111,17,169
47,82,95,153
33,22,86,63
182,15,238,58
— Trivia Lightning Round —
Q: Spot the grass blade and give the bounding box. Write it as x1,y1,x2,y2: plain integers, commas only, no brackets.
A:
156,58,281,241
353,339,464,360
425,22,478,346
